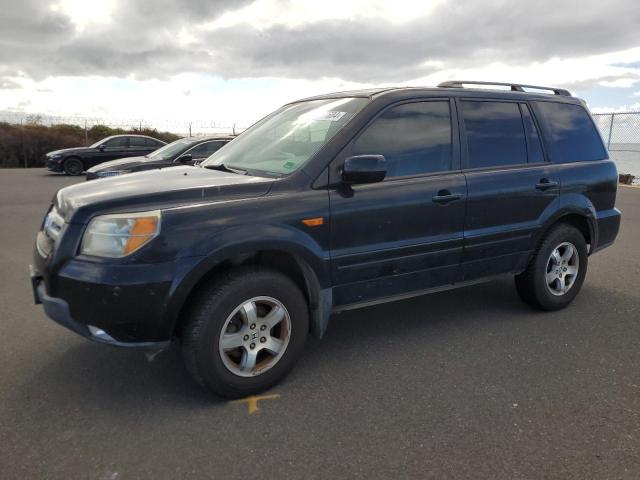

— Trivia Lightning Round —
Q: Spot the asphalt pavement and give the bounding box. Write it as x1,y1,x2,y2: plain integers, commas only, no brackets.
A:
1,169,639,479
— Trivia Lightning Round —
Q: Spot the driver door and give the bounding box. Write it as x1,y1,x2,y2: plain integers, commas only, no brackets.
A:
90,137,130,168
328,99,467,308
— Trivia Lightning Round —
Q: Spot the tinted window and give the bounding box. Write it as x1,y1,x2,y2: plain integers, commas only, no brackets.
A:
461,101,527,168
352,101,452,177
520,104,545,163
189,141,226,158
145,138,163,147
532,101,606,162
129,137,148,147
103,137,128,148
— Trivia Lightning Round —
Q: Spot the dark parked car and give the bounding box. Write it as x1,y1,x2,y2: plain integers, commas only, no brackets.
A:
45,135,167,175
31,81,621,398
85,135,235,180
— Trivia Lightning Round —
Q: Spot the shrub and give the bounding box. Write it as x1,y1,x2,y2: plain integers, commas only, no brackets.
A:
0,123,182,168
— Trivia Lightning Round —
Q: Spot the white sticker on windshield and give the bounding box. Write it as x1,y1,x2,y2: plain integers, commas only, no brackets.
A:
311,111,347,122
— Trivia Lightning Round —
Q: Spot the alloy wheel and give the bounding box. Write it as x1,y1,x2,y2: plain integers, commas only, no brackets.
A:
218,296,291,377
545,241,579,296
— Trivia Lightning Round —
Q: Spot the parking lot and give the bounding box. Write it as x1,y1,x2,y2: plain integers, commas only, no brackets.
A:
1,168,639,479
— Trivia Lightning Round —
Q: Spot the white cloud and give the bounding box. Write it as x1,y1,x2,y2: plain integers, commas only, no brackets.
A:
2,0,640,122
50,0,117,30
205,0,448,30
591,103,640,113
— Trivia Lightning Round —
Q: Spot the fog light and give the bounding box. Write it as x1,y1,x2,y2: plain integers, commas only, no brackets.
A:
88,325,116,342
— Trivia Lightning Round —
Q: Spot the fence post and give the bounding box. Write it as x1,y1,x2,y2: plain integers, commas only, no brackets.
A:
189,122,192,137
607,113,615,150
84,120,88,145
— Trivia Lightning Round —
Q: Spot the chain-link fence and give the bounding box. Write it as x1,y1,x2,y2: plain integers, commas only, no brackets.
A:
593,112,640,183
0,111,249,136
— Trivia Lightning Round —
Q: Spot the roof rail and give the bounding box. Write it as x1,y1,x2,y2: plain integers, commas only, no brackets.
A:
438,80,571,97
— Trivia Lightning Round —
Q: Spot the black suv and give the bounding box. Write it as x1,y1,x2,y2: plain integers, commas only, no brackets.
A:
85,135,235,180
31,81,621,398
46,135,166,175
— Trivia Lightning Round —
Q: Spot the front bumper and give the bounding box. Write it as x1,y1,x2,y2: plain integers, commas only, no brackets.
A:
46,158,63,172
30,264,171,350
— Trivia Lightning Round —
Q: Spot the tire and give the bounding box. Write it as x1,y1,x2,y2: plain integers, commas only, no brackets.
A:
62,157,84,176
181,267,309,398
515,223,588,311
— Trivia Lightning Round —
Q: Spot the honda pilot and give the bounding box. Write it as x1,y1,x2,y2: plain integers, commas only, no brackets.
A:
31,81,621,398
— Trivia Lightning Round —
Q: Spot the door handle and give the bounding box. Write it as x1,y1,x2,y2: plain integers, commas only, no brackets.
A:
432,191,463,204
535,178,559,191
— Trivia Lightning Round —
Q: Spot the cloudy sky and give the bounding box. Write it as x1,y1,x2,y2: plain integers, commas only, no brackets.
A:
1,0,640,128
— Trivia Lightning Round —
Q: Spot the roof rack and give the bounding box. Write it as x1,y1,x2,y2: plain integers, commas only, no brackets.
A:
438,80,571,96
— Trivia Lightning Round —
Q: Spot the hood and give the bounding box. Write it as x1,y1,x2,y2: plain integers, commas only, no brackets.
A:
55,166,273,223
86,156,149,172
47,146,91,156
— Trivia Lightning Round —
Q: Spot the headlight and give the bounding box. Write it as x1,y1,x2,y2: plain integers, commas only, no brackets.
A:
50,154,63,160
80,210,161,258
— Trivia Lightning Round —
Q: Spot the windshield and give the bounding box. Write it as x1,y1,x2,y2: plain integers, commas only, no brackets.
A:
146,138,196,160
201,97,368,176
89,137,112,148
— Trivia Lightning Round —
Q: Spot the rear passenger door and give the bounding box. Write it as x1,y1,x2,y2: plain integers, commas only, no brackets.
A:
329,99,467,307
458,99,560,281
129,137,156,156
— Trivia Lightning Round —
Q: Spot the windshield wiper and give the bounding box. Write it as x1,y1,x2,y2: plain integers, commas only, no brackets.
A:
203,163,247,175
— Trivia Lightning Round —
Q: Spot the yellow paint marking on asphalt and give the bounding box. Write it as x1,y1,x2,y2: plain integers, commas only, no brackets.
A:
231,394,280,414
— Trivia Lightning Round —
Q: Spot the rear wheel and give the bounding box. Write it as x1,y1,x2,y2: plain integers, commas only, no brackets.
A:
515,224,588,310
62,157,84,176
181,267,308,398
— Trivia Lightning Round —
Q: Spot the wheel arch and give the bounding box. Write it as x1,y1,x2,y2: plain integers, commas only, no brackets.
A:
536,207,597,255
164,237,332,341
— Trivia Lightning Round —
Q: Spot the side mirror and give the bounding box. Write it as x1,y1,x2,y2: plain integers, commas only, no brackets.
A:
98,144,106,151
341,155,386,184
175,153,193,164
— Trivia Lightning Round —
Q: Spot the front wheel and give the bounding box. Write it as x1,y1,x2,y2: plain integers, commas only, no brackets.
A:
62,157,84,176
515,224,588,310
181,267,309,398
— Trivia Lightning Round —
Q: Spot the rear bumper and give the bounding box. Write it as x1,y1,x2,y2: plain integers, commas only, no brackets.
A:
31,264,171,350
593,207,621,253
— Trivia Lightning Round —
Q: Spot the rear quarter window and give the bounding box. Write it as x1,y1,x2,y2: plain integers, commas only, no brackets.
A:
532,101,606,163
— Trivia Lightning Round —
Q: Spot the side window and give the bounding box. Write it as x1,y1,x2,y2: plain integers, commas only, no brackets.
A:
145,138,162,148
461,101,527,168
129,137,148,147
520,104,545,163
103,137,128,148
189,141,225,158
532,101,606,163
352,101,452,177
